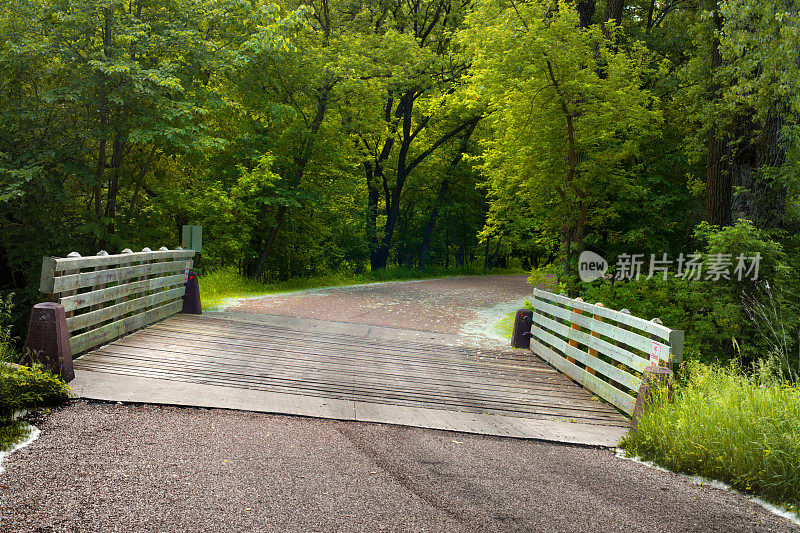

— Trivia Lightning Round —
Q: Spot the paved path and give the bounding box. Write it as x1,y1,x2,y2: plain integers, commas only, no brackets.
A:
0,402,795,532
3,275,796,531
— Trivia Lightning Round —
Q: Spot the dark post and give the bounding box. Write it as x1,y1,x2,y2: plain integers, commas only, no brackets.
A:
182,271,202,314
511,309,533,349
631,365,674,429
23,302,74,382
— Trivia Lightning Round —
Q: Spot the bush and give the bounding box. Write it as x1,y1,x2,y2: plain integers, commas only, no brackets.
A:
623,361,800,512
581,219,798,368
0,363,70,422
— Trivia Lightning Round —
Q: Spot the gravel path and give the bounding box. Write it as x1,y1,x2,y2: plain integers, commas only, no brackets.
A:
1,402,795,532
226,275,532,337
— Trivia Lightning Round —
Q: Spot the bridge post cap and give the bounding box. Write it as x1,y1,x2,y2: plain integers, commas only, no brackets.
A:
643,365,673,377
67,251,81,257
159,246,169,251
141,247,152,252
97,250,109,256
33,301,65,310
121,248,133,253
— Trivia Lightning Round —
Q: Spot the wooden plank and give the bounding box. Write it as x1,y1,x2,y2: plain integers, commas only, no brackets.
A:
39,257,57,294
669,329,685,366
60,274,186,313
530,322,642,391
69,300,183,355
531,310,648,373
66,287,186,333
530,297,672,359
53,260,187,293
52,249,194,271
531,338,636,415
534,289,671,340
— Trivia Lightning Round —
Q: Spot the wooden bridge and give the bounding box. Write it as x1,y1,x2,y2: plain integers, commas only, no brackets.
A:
26,249,683,448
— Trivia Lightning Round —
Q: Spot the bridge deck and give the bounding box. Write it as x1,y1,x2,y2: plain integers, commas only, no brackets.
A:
71,314,629,446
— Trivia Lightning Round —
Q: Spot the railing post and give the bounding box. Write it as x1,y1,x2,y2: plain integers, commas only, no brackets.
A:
610,308,631,391
567,297,584,365
182,270,202,315
62,252,82,318
586,302,604,375
511,308,533,349
631,365,674,429
88,250,109,331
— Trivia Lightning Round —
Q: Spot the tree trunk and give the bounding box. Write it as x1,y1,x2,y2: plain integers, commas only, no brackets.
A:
249,205,287,279
705,8,731,227
248,86,332,278
576,0,596,28
418,178,448,271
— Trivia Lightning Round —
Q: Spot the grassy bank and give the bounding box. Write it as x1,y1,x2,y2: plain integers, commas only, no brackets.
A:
199,266,527,310
622,361,800,513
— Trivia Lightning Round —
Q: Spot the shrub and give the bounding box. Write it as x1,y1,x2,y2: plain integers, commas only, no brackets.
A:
0,363,70,422
581,219,798,368
623,361,800,512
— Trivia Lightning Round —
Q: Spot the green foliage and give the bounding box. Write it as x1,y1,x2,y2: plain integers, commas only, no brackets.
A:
0,293,69,448
623,360,800,513
0,363,70,422
582,219,795,366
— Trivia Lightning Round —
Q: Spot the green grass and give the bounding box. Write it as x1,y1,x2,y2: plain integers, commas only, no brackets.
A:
199,265,527,310
622,360,800,513
492,310,517,340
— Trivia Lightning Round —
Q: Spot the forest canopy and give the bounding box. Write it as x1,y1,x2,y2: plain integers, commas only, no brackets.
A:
2,0,799,366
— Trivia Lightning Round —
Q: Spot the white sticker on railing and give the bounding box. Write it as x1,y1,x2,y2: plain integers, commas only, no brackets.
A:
650,341,662,365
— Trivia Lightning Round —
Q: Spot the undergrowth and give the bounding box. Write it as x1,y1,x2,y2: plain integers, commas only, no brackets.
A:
0,293,70,452
199,265,527,309
622,360,800,513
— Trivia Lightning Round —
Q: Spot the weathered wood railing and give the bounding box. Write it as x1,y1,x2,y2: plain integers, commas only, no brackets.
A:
38,247,196,356
528,288,684,416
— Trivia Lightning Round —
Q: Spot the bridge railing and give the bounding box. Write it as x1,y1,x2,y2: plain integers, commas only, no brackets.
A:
38,247,196,356
528,288,684,417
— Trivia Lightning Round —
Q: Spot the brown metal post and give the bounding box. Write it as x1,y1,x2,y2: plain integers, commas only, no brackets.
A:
182,271,202,314
511,309,533,349
631,365,674,429
23,302,74,382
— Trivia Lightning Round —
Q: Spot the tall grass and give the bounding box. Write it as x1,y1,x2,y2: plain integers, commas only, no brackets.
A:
199,265,527,309
623,360,800,512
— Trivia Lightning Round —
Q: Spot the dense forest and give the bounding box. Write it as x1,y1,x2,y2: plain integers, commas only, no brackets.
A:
1,0,799,368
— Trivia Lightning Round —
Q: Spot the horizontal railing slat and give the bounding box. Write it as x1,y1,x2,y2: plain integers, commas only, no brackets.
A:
52,260,188,294
531,338,636,415
531,309,648,373
66,287,186,333
534,289,671,341
70,300,184,355
53,250,194,271
59,274,187,313
530,325,642,392
530,297,672,364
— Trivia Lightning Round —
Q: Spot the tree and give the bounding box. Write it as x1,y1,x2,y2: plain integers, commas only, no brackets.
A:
463,0,661,280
